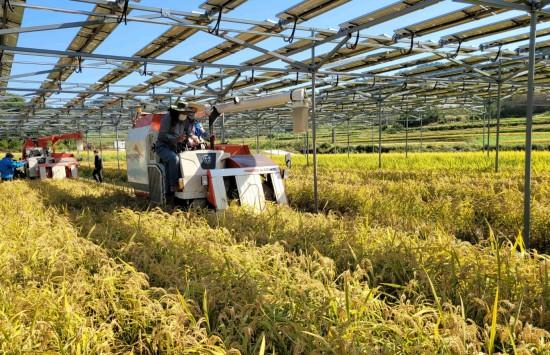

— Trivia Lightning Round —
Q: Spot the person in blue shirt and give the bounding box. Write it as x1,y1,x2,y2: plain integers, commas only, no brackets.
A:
0,153,26,181
194,120,206,140
193,120,208,149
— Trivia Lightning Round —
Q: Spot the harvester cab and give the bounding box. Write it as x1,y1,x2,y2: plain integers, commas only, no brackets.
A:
126,89,308,211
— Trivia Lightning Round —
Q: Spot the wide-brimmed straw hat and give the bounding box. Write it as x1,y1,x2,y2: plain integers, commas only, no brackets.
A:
170,101,203,113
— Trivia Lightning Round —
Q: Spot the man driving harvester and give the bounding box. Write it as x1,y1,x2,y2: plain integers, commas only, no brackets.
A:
155,101,205,199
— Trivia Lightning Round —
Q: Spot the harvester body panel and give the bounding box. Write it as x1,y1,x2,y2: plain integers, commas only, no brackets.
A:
126,125,151,192
126,113,288,211
177,150,229,200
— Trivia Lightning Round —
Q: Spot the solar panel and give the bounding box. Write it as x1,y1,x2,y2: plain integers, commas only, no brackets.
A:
2,0,549,137
30,3,130,104
65,0,246,108
440,13,550,45
0,0,25,88
479,27,550,50
339,0,432,29
277,0,351,21
394,4,508,39
92,0,353,110
200,0,248,13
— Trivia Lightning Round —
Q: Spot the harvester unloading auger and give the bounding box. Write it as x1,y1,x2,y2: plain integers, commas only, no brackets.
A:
126,89,309,210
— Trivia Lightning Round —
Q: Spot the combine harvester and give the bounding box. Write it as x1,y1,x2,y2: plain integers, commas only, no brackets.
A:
22,133,83,179
126,89,308,210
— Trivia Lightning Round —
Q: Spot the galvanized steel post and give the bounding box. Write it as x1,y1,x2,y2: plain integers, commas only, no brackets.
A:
523,4,538,250
495,64,503,173
311,31,319,212
377,98,382,169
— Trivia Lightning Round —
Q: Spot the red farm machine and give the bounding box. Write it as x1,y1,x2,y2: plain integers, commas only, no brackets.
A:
22,132,83,179
126,89,309,210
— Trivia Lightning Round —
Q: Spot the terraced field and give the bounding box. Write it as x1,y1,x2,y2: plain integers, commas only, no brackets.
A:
238,115,550,152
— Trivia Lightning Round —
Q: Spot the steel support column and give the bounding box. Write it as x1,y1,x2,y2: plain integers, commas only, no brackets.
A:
115,123,121,175
420,114,423,153
347,118,350,158
487,99,492,157
523,4,538,250
85,130,90,168
482,107,487,152
405,109,409,158
371,119,375,153
311,44,319,212
377,99,382,169
98,126,103,157
495,65,503,172
255,116,259,154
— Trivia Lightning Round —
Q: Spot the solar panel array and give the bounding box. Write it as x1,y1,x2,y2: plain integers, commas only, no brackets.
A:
0,0,549,139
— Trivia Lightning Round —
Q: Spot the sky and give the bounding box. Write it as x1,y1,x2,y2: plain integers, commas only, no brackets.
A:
6,0,547,106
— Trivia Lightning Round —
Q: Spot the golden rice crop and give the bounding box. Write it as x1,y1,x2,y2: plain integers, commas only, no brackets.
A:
1,151,549,353
0,182,228,353
277,152,550,252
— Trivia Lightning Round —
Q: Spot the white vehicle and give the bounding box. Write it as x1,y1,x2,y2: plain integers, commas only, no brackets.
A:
126,89,308,210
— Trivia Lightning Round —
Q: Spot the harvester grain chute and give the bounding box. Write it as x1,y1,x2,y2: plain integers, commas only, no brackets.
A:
22,132,83,179
126,89,308,210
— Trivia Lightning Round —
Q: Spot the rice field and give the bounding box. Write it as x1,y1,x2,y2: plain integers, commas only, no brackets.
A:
1,151,549,353
238,114,550,152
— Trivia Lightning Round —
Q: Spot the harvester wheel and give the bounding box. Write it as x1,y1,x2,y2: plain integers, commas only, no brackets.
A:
189,198,208,210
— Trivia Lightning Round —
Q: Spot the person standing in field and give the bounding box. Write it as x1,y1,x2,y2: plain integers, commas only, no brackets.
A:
0,153,25,181
92,150,103,183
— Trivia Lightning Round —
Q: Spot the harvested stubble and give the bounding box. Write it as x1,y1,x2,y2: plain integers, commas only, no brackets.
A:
2,170,547,354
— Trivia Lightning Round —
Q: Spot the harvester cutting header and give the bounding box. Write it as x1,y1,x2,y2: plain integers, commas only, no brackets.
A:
126,89,309,210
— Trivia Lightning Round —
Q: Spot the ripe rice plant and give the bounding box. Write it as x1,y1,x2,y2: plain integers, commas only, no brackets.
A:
0,183,228,353
1,151,549,353
277,152,550,252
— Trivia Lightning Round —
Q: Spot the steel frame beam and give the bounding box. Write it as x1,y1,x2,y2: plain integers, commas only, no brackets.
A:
453,0,529,11
0,44,310,74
